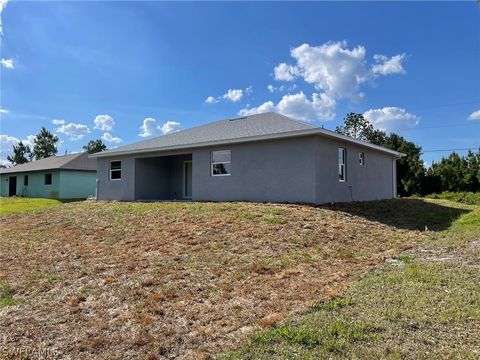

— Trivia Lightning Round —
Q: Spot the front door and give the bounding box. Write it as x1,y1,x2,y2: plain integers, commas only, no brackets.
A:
8,176,17,196
183,161,192,199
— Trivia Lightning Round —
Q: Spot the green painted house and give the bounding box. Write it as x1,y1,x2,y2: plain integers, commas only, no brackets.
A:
0,153,97,199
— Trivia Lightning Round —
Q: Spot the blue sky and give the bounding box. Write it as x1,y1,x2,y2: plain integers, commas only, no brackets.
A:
1,1,479,166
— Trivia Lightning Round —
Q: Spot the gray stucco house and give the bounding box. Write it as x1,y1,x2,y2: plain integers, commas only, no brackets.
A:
91,112,403,204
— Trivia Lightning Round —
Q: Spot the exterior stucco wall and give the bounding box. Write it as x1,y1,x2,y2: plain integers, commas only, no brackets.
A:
192,137,317,203
95,135,396,204
58,171,96,199
314,138,395,204
1,175,9,196
1,170,96,199
96,157,136,201
1,171,60,198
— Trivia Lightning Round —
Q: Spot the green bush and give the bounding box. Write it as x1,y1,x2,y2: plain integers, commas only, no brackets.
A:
425,192,480,206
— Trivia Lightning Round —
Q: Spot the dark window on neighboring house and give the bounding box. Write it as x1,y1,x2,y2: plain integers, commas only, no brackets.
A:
45,173,52,185
24,175,29,186
110,161,122,180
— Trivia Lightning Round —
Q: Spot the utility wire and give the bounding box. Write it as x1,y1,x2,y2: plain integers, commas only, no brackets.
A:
422,147,479,153
403,122,480,131
406,100,480,111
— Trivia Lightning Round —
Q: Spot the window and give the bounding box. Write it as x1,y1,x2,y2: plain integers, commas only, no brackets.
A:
211,150,231,176
24,175,29,186
359,152,365,166
110,161,122,180
44,173,52,185
338,148,346,182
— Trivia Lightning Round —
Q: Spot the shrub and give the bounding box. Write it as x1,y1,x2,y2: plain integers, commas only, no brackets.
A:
425,192,480,206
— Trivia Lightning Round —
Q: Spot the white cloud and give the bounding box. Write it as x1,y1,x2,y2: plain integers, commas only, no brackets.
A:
206,86,252,104
222,89,243,102
0,0,8,36
0,133,35,168
23,135,36,147
243,41,407,123
0,134,35,154
239,101,277,116
363,107,419,132
0,58,13,69
51,119,65,125
371,54,406,75
139,118,181,137
267,84,297,93
239,91,335,122
94,114,114,131
274,63,300,81
273,41,406,100
0,107,8,114
101,132,122,144
139,117,157,137
0,134,19,154
468,110,480,120
159,121,181,135
287,42,368,99
56,123,91,141
205,96,219,104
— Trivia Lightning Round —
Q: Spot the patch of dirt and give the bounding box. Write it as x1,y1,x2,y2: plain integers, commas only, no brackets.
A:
0,201,423,359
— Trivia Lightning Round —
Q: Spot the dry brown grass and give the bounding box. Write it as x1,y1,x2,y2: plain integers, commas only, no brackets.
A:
0,200,427,359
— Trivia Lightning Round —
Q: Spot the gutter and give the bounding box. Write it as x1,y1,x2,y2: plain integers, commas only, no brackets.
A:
90,128,405,159
0,168,96,175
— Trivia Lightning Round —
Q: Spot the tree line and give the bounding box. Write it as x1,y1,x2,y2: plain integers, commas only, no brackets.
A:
6,127,107,166
336,113,480,196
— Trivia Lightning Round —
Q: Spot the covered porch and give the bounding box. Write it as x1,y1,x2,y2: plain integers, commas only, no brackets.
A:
134,153,192,201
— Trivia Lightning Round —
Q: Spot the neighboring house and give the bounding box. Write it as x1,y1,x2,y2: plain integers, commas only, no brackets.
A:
91,112,403,204
0,153,97,199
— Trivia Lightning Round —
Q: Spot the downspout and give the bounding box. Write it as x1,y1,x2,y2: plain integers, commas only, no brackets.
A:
393,157,398,198
95,178,99,200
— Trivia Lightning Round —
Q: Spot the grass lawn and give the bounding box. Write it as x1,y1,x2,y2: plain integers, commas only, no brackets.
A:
0,197,64,215
221,200,480,359
0,198,477,358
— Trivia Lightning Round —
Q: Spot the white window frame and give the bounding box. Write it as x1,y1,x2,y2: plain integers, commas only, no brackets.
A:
211,150,231,177
110,160,122,181
359,152,365,166
338,148,346,182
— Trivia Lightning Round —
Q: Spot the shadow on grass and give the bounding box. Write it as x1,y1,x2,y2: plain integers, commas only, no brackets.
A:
323,198,470,232
58,198,87,203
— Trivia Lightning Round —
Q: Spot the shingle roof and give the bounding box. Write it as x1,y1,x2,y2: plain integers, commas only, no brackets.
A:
91,112,403,158
97,112,316,156
0,152,96,174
